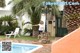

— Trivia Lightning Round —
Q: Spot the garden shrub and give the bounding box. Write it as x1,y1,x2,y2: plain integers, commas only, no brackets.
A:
0,15,18,35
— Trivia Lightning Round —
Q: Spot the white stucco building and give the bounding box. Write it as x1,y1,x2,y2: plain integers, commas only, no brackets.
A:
0,0,13,17
0,10,12,17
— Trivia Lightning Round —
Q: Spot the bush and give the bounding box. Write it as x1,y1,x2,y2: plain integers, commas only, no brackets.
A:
0,15,18,35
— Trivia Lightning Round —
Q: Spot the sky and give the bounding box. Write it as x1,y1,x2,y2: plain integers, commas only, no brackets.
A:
56,0,64,11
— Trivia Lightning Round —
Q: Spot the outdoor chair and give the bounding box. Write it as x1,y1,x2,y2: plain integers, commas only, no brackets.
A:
5,28,20,38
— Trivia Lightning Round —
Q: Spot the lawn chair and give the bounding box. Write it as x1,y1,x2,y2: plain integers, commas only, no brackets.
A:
5,28,20,38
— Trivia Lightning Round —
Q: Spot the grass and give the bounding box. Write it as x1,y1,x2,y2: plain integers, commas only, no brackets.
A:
16,36,38,41
0,35,38,41
0,35,54,41
0,35,5,38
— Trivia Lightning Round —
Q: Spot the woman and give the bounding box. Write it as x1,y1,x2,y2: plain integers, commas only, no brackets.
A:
33,21,44,34
38,21,44,34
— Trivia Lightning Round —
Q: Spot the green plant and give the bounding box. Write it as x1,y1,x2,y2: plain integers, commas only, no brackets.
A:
0,15,13,21
0,15,18,35
28,6,41,25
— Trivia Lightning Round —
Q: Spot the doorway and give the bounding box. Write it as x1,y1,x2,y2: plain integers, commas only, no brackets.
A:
55,11,68,37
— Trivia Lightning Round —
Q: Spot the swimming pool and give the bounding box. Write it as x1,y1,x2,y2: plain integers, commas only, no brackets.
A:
0,42,43,53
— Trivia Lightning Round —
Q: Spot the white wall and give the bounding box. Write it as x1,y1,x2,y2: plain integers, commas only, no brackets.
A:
0,0,13,11
0,0,13,17
22,12,31,23
41,13,46,31
0,10,12,17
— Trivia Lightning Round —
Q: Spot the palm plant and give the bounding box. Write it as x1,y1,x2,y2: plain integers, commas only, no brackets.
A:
12,0,60,21
12,0,60,36
63,0,80,33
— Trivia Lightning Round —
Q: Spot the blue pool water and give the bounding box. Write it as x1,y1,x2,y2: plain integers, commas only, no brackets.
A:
0,43,43,53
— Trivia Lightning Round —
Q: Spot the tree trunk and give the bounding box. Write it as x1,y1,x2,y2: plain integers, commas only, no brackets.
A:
32,26,39,37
